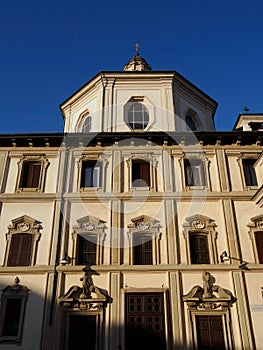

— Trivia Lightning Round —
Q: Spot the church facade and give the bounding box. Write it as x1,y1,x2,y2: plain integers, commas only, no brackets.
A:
0,51,262,349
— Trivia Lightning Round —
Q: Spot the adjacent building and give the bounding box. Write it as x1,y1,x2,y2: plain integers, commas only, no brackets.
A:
0,50,262,350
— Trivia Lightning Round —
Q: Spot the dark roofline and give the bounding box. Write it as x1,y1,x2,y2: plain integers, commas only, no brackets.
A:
0,131,261,148
59,70,218,112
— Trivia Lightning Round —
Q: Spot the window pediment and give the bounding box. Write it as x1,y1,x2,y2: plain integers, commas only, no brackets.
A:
7,215,42,235
182,272,237,311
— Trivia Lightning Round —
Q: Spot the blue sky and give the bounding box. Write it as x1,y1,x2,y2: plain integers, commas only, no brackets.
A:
1,0,263,133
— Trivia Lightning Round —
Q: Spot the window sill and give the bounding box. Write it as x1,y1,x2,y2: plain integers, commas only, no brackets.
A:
16,187,42,193
80,187,102,192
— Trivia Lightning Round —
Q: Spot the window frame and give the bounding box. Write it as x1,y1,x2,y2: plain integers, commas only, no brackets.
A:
237,153,259,189
16,155,49,193
179,154,211,191
0,278,29,344
4,215,41,267
126,154,158,192
183,215,218,264
125,100,150,131
248,215,263,264
127,216,161,265
72,216,106,266
184,158,207,187
78,154,108,192
189,233,210,264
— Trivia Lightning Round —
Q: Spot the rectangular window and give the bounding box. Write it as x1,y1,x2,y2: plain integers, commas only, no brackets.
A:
19,161,41,188
80,160,101,188
76,235,97,265
190,234,210,264
125,293,166,350
133,235,153,265
196,315,225,349
67,315,96,350
2,298,22,337
255,232,263,263
7,234,33,266
242,159,258,186
132,160,150,187
184,159,206,187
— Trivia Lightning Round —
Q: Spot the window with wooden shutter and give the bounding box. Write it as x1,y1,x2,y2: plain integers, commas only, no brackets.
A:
255,232,263,263
20,161,41,188
196,315,225,349
242,159,258,186
7,234,33,266
133,235,153,265
125,293,166,350
132,160,150,187
190,234,210,264
76,235,97,265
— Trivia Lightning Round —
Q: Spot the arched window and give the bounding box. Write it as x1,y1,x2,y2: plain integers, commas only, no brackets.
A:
82,116,91,133
186,114,197,131
126,102,149,130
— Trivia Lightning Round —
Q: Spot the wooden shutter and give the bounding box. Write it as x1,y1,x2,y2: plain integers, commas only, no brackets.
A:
7,234,33,266
184,159,194,186
20,161,41,188
133,235,153,265
196,315,225,349
255,232,263,263
132,160,150,187
190,234,210,264
125,293,166,350
77,235,97,265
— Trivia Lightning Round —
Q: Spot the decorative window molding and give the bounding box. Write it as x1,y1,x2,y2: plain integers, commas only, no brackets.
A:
127,215,161,265
183,214,218,264
178,153,211,191
4,215,41,266
78,154,109,192
237,153,259,189
126,153,158,191
248,215,263,263
72,216,106,265
124,96,154,131
0,277,30,343
59,272,111,350
124,97,149,131
16,154,49,193
182,272,236,349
